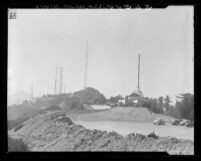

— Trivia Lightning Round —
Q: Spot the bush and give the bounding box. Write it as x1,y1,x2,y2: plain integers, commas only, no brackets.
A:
8,136,29,151
46,105,62,111
57,115,73,125
66,96,83,109
147,131,159,139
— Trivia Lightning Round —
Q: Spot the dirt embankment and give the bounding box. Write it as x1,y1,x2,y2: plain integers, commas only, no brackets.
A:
69,107,175,123
9,111,193,154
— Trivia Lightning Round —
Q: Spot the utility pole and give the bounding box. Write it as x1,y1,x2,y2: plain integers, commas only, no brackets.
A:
84,41,88,89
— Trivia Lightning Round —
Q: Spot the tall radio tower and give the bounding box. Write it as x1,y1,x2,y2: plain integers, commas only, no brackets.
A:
59,67,63,94
134,54,143,97
30,83,34,101
54,65,58,95
84,41,88,89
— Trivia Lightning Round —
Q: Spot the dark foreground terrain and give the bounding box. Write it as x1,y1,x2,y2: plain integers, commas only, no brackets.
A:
8,111,194,155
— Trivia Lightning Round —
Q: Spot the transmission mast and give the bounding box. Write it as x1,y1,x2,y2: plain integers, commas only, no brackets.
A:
30,83,34,101
59,67,63,94
84,41,88,89
135,54,143,97
54,65,58,95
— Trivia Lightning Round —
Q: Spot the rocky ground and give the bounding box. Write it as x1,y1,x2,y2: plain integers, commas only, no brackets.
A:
8,111,194,154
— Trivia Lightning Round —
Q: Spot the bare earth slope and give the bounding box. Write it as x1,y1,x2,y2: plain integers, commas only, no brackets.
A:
9,111,193,154
70,107,175,123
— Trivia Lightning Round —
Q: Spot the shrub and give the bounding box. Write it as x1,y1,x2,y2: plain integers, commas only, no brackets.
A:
46,105,62,111
57,116,73,125
8,136,29,151
147,131,159,139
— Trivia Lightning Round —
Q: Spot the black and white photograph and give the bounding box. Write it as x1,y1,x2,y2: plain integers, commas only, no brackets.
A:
7,6,194,155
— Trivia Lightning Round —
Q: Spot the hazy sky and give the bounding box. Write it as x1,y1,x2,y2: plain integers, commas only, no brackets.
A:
8,6,194,101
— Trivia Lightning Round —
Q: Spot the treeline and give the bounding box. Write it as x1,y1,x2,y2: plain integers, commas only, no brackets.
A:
108,93,194,121
19,88,193,121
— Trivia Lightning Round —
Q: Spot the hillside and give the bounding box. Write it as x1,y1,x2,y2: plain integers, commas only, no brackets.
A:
8,111,193,154
70,107,175,123
7,87,107,121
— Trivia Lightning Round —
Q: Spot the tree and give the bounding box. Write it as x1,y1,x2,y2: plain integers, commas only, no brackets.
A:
158,96,164,107
176,93,194,120
66,96,83,109
149,98,164,114
165,105,181,118
164,95,171,113
140,97,152,109
94,94,107,104
23,100,29,105
108,95,124,107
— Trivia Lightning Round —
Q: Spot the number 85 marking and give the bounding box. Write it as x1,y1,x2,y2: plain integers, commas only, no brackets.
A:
9,12,16,19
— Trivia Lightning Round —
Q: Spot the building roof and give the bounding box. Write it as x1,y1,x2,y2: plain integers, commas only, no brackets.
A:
128,92,140,97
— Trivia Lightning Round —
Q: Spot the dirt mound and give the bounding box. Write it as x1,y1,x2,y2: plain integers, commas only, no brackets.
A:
9,111,193,154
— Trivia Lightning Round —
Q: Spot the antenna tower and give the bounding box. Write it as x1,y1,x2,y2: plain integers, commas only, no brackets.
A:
54,65,58,95
59,67,63,94
84,41,88,89
30,83,34,101
135,54,143,97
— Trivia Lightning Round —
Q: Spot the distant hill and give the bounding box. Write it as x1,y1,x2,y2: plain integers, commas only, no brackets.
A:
7,87,107,123
8,91,30,106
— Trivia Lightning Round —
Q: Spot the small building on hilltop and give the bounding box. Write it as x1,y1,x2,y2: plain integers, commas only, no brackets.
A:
125,91,143,107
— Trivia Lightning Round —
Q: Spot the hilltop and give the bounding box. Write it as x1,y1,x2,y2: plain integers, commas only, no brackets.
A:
7,87,106,120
